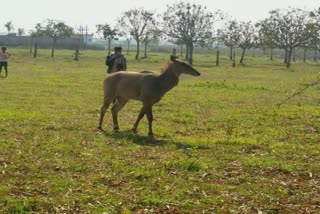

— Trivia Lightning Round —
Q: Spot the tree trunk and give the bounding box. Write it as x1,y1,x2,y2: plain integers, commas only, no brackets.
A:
144,43,147,58
180,45,183,57
303,48,307,62
232,51,236,67
185,44,189,61
74,45,79,61
292,48,296,62
127,40,131,55
216,50,220,66
270,47,273,61
135,39,140,60
286,48,293,68
51,39,56,57
284,48,288,64
30,37,33,54
314,49,317,61
229,47,233,60
33,43,38,58
240,48,246,64
188,42,193,65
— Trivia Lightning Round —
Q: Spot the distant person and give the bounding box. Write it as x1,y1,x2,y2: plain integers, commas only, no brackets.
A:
0,47,10,78
105,47,127,74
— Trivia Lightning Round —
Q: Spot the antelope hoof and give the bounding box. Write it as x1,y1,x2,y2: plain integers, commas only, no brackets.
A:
97,126,104,132
114,127,119,132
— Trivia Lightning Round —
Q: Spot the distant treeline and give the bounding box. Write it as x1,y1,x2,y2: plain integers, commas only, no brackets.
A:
1,34,319,62
0,34,92,50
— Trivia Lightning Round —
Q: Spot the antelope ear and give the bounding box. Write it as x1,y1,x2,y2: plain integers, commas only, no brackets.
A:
170,55,178,61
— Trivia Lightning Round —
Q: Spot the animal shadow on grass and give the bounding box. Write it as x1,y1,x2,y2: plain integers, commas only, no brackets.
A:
99,129,193,148
100,129,168,146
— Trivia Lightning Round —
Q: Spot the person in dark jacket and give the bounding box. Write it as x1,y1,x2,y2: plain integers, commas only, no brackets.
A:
105,47,127,74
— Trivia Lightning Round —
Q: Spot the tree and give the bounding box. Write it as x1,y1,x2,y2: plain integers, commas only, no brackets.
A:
37,19,74,57
220,20,240,61
309,8,320,61
256,18,278,60
141,27,161,58
17,28,25,37
238,21,257,64
4,21,14,34
261,8,309,68
126,36,132,55
29,23,45,57
162,2,223,64
303,22,320,61
96,24,118,55
118,8,156,60
173,39,186,57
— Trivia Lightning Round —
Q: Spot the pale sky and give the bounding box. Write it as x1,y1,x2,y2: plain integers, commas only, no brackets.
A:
1,0,319,35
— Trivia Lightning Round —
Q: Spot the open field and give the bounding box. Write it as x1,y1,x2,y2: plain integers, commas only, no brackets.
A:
0,49,319,213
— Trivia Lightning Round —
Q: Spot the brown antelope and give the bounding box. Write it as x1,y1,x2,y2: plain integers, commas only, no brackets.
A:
98,55,201,136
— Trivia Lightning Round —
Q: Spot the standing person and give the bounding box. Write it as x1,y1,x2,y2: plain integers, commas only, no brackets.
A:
0,47,10,78
105,53,114,74
105,47,127,74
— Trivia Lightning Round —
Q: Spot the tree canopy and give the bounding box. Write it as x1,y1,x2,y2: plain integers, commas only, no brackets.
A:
4,21,14,34
258,8,309,67
118,9,156,60
35,19,74,57
96,24,118,55
220,20,241,60
162,2,223,64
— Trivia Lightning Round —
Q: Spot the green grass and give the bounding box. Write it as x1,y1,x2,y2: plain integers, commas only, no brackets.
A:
0,48,319,213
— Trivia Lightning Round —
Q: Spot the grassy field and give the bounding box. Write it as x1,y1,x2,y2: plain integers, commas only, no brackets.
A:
0,48,319,213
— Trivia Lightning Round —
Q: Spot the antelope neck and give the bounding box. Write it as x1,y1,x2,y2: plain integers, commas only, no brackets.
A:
158,66,180,93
